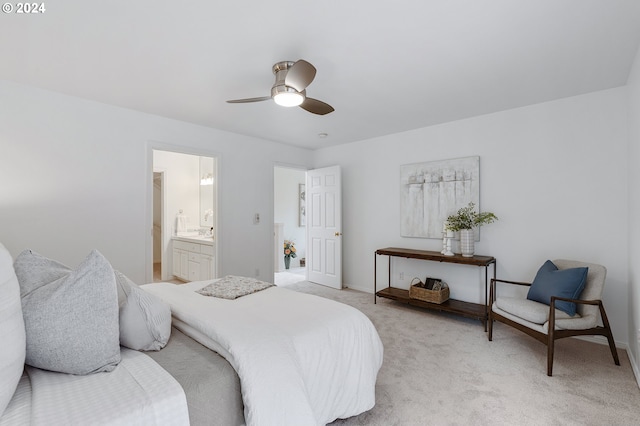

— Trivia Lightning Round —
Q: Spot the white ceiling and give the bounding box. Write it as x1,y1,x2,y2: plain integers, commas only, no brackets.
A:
2,0,640,150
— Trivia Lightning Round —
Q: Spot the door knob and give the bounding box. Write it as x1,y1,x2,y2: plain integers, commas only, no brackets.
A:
335,232,342,237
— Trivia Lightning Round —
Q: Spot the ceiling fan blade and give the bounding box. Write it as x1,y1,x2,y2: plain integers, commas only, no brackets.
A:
285,60,317,92
300,98,334,115
226,96,271,103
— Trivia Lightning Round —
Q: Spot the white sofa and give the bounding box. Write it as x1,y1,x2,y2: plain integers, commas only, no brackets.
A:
0,243,190,425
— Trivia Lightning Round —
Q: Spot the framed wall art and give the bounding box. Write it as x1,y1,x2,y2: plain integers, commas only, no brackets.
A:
299,183,306,227
400,156,479,239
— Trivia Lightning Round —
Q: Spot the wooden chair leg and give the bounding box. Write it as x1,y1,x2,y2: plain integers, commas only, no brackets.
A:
488,311,494,341
605,329,620,366
547,306,555,376
599,302,621,366
488,281,495,341
547,334,555,376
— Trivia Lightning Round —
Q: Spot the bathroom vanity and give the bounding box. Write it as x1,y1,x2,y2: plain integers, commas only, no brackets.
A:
172,236,215,282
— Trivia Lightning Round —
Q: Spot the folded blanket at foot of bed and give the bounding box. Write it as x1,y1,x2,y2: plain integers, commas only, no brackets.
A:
196,275,274,300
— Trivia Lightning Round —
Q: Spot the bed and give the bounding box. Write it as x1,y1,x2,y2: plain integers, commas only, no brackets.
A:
1,244,195,426
0,349,190,426
142,277,384,426
147,327,244,426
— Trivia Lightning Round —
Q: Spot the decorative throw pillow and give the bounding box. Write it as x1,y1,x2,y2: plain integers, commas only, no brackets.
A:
526,260,588,316
0,243,26,416
115,271,171,351
14,249,121,375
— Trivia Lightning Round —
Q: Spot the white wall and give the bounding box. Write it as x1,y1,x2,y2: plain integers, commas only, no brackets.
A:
0,80,313,284
153,150,200,235
0,75,635,353
274,167,306,268
314,87,630,346
627,44,640,377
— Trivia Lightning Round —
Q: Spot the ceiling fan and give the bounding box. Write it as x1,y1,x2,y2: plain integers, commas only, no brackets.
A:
226,60,334,115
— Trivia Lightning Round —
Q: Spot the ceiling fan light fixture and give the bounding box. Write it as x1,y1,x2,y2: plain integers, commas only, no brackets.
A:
272,85,305,107
227,60,333,114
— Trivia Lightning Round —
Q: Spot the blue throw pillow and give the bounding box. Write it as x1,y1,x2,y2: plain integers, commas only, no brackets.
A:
526,260,588,316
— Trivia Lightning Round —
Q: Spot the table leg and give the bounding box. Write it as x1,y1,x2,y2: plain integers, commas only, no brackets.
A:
484,265,488,332
374,252,377,304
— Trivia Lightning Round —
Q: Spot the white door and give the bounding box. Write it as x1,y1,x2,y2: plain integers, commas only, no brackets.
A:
307,165,342,289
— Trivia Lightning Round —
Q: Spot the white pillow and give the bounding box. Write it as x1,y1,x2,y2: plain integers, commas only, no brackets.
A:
0,243,26,416
14,249,121,375
115,271,171,351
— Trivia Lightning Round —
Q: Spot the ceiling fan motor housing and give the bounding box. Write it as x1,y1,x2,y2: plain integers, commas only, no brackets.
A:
271,61,305,106
272,61,296,79
271,62,304,97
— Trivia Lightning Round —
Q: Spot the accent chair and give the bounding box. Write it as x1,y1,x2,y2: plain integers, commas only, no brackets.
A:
488,259,620,376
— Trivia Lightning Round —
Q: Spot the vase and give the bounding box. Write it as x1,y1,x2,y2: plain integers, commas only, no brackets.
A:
284,256,291,270
459,229,475,257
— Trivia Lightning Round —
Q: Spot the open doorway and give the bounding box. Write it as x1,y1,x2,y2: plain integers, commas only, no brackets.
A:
150,149,218,284
274,166,307,286
152,171,165,281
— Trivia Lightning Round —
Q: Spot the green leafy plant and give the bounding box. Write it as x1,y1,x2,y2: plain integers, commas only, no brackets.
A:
445,202,498,231
283,240,297,258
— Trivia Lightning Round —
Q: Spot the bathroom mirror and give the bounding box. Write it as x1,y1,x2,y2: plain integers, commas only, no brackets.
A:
199,156,215,228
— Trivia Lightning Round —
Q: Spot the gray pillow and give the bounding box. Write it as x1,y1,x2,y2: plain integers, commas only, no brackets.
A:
115,271,171,351
14,249,121,375
0,243,26,416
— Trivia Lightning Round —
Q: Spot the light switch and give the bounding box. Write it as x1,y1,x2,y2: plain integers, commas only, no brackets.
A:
254,213,260,224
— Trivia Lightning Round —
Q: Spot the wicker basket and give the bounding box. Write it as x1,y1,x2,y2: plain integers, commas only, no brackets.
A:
409,278,450,304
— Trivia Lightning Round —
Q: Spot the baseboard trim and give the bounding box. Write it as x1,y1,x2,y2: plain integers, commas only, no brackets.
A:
345,282,372,293
626,344,640,390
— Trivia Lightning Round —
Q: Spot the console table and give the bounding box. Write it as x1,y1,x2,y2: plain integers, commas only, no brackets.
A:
374,247,496,330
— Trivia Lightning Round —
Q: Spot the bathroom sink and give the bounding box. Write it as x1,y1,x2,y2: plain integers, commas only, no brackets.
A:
175,233,213,241
176,231,200,237
192,235,214,241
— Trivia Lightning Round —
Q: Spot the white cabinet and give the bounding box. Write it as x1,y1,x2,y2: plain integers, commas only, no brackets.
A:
199,244,214,281
172,249,189,281
172,239,215,281
200,255,213,280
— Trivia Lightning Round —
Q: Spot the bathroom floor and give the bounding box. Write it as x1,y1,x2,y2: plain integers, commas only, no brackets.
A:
153,263,183,284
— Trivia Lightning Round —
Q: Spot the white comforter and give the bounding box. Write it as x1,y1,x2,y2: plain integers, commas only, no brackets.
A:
142,281,384,426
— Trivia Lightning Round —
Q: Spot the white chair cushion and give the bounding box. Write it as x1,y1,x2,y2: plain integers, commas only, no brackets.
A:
543,315,598,332
492,303,546,333
0,243,26,416
495,296,577,325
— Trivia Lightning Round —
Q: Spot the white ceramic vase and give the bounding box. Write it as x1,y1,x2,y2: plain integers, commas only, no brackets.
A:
459,229,475,257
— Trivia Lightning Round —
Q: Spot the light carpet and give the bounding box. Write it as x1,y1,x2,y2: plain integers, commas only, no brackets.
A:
283,281,640,426
274,269,306,286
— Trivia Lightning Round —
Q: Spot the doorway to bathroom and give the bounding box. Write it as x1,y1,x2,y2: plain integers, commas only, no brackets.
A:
150,148,218,283
273,166,307,286
152,171,166,281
